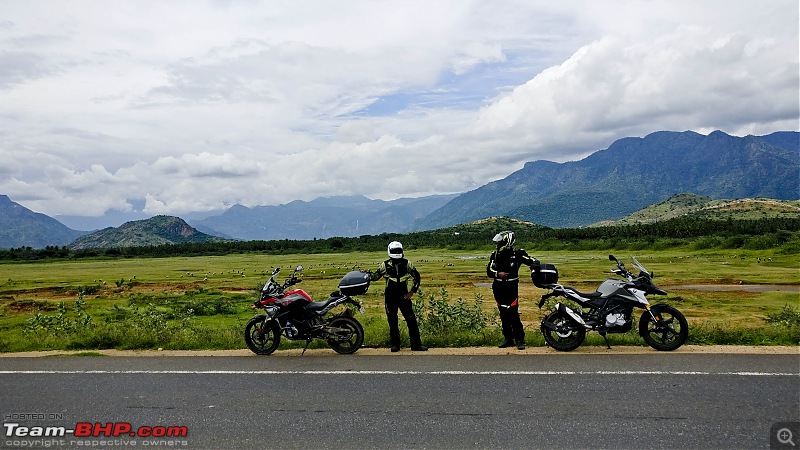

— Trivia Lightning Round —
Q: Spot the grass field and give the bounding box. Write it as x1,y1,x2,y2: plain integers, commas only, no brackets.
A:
0,247,798,352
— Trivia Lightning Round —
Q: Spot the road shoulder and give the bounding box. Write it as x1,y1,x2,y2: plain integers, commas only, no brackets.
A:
1,345,797,357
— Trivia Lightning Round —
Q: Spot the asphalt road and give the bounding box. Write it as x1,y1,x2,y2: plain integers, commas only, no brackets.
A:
1,353,798,450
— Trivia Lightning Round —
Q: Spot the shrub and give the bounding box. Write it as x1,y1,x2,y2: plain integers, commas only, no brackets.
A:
414,288,495,333
764,304,800,328
24,298,93,336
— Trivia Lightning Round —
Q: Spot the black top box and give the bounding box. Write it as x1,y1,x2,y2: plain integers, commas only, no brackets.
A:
531,263,559,288
338,271,371,296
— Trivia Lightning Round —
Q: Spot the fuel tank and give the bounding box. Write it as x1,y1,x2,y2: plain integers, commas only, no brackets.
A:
596,278,631,298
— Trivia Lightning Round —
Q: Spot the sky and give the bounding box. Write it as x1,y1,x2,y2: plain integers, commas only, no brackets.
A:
1,0,798,224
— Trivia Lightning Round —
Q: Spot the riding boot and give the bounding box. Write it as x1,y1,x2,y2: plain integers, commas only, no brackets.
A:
498,339,514,348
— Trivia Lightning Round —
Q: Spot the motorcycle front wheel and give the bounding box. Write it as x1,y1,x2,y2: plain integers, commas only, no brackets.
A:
326,316,364,355
639,304,688,351
244,317,281,355
541,311,586,352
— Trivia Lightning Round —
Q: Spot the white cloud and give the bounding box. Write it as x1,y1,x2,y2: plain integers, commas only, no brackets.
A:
0,0,796,220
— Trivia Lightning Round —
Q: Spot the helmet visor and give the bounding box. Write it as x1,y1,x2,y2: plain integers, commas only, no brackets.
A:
388,242,404,258
493,231,514,250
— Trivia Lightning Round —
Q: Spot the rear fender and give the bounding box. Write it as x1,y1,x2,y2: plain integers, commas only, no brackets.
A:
556,303,587,327
338,296,364,315
336,308,354,318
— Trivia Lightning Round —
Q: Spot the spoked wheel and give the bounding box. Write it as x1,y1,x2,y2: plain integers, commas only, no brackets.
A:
244,317,281,355
326,316,364,355
639,304,688,351
541,311,586,352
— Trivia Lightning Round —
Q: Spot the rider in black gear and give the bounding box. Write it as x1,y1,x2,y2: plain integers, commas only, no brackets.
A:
371,241,427,352
486,231,539,350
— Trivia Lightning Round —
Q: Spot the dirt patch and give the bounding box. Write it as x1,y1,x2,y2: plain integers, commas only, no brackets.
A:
1,345,796,358
5,299,58,312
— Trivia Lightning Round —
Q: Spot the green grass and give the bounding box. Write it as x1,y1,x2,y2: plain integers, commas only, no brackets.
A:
0,248,797,352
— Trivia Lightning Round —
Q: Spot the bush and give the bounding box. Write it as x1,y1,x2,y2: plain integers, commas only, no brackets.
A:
182,297,238,316
412,288,499,347
689,322,800,346
692,236,723,250
764,304,800,328
24,299,93,336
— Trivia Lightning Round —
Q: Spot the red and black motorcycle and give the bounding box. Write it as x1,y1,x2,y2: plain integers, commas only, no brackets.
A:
244,265,369,355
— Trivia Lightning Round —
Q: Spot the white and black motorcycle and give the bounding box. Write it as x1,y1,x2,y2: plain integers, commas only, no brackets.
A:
535,255,688,351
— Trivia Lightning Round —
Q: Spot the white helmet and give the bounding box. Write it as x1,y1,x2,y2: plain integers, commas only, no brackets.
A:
387,241,404,259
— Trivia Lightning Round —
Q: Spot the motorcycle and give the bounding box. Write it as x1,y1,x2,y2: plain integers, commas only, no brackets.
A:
536,255,688,352
244,265,368,355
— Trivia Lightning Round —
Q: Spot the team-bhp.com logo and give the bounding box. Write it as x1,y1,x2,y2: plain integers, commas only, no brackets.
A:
5,422,188,438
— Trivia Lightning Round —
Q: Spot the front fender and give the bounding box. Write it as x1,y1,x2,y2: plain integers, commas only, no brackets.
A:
647,303,674,321
639,303,674,338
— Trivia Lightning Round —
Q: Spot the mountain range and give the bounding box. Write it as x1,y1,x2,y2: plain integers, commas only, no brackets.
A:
414,130,799,229
191,194,458,241
0,129,797,248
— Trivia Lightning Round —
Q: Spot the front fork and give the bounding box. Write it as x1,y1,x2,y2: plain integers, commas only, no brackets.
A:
644,305,659,322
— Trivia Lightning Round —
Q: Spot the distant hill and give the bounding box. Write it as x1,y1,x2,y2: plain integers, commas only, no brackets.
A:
414,130,799,230
593,193,800,226
3,130,798,246
0,195,85,248
67,216,227,250
192,194,458,241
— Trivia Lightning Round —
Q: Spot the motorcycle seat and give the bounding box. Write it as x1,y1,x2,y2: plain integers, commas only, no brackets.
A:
305,293,343,311
562,285,603,299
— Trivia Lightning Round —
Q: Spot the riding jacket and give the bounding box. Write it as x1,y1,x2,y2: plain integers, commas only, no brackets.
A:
486,248,538,282
371,258,421,296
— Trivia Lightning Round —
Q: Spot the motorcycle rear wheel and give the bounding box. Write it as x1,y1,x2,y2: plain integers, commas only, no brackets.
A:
244,317,281,355
326,316,364,355
639,305,688,351
541,311,586,352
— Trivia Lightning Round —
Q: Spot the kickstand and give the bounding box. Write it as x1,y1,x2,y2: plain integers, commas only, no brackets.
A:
600,332,612,350
301,339,312,356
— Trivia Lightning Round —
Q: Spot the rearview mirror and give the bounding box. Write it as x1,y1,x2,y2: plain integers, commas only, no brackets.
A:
608,254,617,262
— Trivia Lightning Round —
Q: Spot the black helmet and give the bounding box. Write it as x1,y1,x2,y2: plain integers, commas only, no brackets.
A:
492,230,515,251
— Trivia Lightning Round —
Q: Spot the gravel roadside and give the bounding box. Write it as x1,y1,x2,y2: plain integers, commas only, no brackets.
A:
1,345,797,357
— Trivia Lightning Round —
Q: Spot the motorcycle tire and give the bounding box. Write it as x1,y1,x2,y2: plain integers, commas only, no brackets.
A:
244,317,281,355
326,316,364,355
541,311,586,352
639,304,689,351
